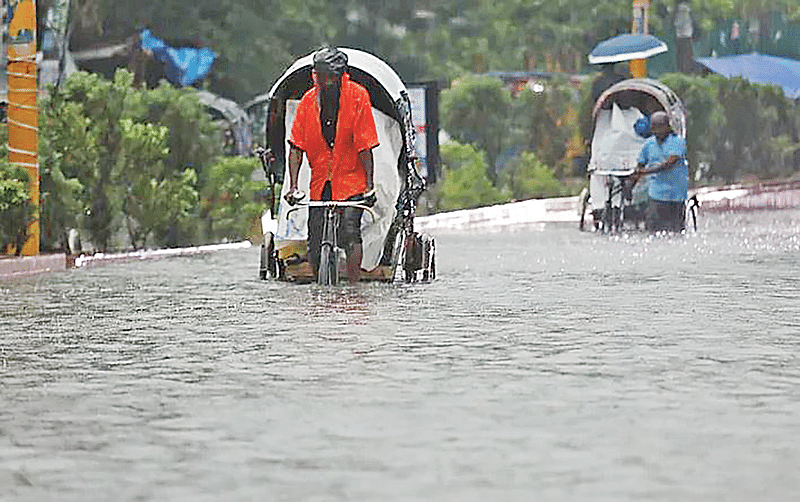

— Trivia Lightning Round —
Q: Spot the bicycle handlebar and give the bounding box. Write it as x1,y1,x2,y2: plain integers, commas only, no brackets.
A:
593,169,636,177
287,200,378,222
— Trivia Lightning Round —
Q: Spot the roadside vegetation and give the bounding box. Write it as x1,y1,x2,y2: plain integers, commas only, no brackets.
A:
31,69,262,253
426,71,800,213
2,1,800,251
0,156,35,256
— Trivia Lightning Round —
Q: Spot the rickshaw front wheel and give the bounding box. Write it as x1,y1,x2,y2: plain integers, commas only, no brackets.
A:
318,243,338,285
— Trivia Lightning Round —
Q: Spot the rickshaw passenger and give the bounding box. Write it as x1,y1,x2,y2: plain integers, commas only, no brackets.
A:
633,111,688,232
284,46,379,283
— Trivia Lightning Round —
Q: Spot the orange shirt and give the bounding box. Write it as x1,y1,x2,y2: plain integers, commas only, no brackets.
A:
289,73,380,201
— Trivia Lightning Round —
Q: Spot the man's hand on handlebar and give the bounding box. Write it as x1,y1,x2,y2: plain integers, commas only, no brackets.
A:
348,188,377,207
284,189,305,206
362,188,377,207
254,146,276,164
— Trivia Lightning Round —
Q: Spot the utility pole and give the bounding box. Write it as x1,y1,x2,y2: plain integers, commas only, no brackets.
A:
674,2,695,73
6,0,38,255
630,0,650,78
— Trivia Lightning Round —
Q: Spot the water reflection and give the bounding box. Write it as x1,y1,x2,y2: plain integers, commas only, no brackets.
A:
2,210,800,500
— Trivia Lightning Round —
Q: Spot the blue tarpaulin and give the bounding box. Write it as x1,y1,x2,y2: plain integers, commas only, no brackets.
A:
139,29,217,87
695,53,800,99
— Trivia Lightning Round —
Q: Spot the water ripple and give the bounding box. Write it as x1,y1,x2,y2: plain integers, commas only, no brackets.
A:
2,210,800,500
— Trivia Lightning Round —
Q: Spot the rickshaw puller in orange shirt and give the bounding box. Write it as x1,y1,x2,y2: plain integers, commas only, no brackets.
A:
284,46,380,283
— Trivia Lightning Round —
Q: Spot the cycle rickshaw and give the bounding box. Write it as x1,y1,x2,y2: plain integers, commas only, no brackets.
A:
254,48,435,284
579,78,695,232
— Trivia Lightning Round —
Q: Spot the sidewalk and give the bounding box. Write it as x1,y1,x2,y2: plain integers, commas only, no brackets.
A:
0,253,68,280
0,242,252,280
414,180,800,233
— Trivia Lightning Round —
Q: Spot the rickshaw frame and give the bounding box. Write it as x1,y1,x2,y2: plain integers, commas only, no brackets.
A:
581,78,693,233
254,48,436,283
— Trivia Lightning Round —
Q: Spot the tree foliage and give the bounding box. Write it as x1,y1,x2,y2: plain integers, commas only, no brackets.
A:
40,70,134,251
658,73,800,183
440,75,512,182
432,142,505,211
39,70,223,252
511,76,577,176
57,0,800,104
0,159,35,255
203,156,264,241
501,151,562,201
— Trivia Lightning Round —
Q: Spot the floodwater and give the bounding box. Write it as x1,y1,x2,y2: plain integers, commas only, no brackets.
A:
2,210,800,501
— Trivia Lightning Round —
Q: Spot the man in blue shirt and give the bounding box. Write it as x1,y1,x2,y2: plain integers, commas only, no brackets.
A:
633,111,688,232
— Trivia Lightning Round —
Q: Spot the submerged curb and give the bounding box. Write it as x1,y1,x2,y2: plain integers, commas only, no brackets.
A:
416,196,580,233
73,241,252,268
1,242,252,280
416,181,800,233
0,254,69,280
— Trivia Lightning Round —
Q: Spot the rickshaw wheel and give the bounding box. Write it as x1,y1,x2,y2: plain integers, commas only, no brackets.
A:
318,243,338,286
259,243,267,280
422,237,436,282
259,233,278,280
403,233,423,283
428,241,436,281
266,233,278,277
578,188,590,231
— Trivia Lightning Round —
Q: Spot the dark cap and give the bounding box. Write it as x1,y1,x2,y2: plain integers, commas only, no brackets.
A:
650,111,670,128
312,46,348,76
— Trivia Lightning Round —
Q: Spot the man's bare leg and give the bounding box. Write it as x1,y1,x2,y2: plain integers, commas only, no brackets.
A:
347,243,362,284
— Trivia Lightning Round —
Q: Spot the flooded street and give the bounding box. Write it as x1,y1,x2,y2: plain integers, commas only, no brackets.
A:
2,209,800,501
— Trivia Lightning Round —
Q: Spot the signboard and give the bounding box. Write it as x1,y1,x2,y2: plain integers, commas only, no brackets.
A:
406,82,442,184
406,85,428,178
632,0,650,35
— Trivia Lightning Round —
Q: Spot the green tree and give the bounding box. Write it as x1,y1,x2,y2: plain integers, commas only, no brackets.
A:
753,84,800,179
42,70,134,251
512,76,575,175
39,87,96,251
203,156,264,241
433,142,505,211
40,70,221,251
116,118,195,249
137,82,222,184
501,151,562,200
0,160,35,255
440,75,512,182
659,72,719,181
712,76,762,182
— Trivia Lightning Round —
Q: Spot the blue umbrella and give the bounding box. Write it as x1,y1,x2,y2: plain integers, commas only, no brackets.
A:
588,34,668,65
695,53,800,99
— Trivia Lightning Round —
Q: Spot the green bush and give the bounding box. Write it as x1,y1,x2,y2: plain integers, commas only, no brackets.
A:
203,156,265,241
440,75,512,182
659,73,800,184
0,160,34,255
431,142,506,211
39,70,223,252
501,151,563,200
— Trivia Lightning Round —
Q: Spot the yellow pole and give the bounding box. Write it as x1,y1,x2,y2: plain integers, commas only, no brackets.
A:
7,0,39,256
630,0,650,78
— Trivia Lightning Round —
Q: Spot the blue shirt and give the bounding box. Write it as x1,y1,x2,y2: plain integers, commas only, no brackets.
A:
637,134,688,202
